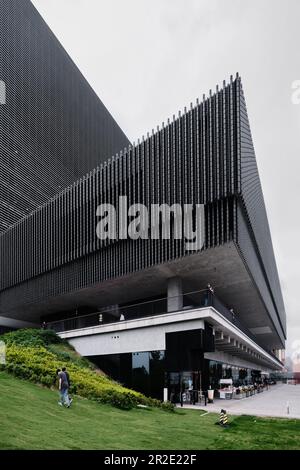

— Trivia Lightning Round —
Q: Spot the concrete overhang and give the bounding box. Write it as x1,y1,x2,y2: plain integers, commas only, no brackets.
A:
59,305,283,371
0,242,285,350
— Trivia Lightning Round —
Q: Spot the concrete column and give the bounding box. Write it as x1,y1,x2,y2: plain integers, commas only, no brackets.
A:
167,277,183,312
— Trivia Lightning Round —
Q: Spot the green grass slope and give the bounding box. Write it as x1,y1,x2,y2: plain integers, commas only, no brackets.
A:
0,372,300,450
0,329,172,410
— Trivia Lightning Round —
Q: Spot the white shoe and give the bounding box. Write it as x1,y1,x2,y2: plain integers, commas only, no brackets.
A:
58,402,63,406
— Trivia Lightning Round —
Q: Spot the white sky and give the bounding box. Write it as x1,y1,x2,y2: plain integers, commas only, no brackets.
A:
32,0,300,356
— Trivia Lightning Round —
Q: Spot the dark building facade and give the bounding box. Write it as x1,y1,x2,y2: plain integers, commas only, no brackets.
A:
0,76,286,348
0,1,285,400
0,0,130,232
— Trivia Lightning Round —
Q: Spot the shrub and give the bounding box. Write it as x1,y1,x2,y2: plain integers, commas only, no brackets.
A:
160,401,175,412
47,344,95,370
1,329,166,410
2,328,65,348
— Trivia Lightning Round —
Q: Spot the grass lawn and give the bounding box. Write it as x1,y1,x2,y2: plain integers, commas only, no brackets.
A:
0,371,299,450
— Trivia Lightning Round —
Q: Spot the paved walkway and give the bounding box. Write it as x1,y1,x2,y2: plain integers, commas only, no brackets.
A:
180,384,300,419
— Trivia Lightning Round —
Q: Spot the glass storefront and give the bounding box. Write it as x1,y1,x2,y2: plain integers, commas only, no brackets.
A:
132,350,165,399
208,360,257,388
166,370,202,404
91,350,264,402
91,350,166,400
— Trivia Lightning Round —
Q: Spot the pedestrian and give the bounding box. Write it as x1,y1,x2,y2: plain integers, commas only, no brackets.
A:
62,367,70,388
41,321,47,330
208,283,214,294
57,368,71,408
62,367,73,406
204,283,214,306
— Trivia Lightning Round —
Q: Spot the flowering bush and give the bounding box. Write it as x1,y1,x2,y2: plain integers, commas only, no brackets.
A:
0,329,174,411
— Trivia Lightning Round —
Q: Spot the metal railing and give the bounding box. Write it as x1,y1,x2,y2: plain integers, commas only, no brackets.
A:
48,295,169,333
210,296,282,363
47,288,281,364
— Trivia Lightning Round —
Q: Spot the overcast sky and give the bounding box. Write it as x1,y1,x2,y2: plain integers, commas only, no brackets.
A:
32,0,300,356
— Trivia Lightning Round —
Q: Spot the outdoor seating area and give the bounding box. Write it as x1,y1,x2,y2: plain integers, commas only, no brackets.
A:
217,380,270,400
178,378,272,406
177,382,271,406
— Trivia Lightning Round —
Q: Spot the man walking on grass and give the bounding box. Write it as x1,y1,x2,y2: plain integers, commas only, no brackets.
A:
57,368,71,408
62,367,73,406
